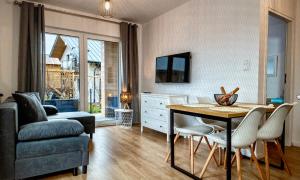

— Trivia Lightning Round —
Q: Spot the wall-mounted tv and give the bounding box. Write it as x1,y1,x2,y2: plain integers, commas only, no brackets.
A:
155,52,191,83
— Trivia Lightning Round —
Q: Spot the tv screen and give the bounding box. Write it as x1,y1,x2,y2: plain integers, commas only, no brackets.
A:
155,52,190,83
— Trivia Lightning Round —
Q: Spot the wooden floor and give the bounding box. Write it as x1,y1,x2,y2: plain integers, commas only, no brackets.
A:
42,126,300,180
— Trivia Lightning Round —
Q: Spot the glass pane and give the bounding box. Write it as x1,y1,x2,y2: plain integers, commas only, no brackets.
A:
87,39,119,120
44,33,80,112
87,39,103,114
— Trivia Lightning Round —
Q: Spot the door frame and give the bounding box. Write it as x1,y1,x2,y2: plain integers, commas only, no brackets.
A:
258,2,296,146
45,27,121,115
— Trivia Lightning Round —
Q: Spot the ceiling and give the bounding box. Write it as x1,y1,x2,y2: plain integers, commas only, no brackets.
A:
30,0,190,23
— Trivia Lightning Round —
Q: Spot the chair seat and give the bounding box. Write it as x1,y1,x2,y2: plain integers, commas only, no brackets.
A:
176,125,214,136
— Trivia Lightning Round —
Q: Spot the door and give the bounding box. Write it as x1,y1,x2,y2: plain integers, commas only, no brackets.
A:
266,14,288,105
84,35,120,122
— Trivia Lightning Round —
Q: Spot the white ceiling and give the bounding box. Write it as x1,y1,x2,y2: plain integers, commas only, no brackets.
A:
30,0,190,23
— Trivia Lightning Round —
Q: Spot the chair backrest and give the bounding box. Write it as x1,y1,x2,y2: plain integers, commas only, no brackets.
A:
231,107,266,148
175,97,205,128
257,103,296,140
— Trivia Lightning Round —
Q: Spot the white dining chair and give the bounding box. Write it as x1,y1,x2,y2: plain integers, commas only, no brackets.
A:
199,107,266,180
257,103,296,180
196,97,242,166
164,113,216,174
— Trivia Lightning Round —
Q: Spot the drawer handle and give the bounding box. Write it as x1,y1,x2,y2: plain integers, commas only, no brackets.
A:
160,125,163,128
144,111,147,113
160,114,163,117
144,100,147,103
160,102,163,105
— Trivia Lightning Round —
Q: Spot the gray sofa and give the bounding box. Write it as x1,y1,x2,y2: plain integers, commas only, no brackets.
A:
0,102,90,180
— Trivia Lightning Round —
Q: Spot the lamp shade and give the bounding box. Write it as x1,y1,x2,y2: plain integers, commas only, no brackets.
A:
99,0,113,18
120,92,132,104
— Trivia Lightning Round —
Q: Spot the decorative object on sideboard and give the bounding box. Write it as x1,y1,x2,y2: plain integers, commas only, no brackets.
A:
215,87,239,106
120,91,132,109
297,95,300,100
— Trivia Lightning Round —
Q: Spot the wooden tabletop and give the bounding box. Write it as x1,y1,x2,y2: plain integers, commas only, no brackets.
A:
167,103,275,118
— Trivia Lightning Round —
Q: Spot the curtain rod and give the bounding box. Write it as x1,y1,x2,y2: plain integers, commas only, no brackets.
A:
13,0,136,25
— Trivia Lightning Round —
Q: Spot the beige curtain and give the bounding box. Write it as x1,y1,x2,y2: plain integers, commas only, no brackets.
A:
120,22,139,122
18,2,45,100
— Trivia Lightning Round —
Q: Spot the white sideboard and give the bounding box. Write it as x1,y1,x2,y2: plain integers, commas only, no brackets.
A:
140,93,187,141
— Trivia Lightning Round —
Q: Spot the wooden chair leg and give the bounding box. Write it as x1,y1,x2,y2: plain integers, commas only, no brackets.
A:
199,143,218,178
190,136,195,174
236,148,242,180
223,149,227,169
223,148,236,169
218,147,222,166
204,136,218,166
274,139,292,175
164,132,180,162
239,149,243,159
231,153,236,166
250,145,264,180
250,142,257,163
194,136,203,154
264,141,270,180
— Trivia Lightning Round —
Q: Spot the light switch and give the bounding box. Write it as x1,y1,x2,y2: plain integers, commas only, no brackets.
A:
243,59,250,71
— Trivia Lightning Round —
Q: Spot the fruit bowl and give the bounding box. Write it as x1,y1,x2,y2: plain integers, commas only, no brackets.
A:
214,94,238,106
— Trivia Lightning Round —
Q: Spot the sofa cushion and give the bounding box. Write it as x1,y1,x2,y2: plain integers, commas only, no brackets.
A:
18,119,84,141
43,105,58,116
12,93,47,127
48,112,95,134
16,135,89,159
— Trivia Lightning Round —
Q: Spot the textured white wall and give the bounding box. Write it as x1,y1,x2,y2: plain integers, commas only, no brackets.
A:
142,0,261,103
0,1,20,99
292,1,300,146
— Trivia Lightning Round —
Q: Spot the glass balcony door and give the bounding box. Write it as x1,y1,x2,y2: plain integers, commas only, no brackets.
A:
83,35,120,122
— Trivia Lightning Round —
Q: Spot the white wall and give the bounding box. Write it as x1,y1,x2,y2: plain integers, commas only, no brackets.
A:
292,1,300,146
45,11,120,38
142,0,260,103
0,1,20,100
266,15,287,98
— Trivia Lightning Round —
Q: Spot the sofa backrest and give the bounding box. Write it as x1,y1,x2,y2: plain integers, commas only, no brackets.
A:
0,102,17,179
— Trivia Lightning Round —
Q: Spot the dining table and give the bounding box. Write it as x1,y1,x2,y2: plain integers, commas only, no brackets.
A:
167,103,275,180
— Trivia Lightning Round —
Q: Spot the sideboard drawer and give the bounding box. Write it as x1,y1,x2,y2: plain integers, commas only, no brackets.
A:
141,107,168,122
143,119,167,133
142,96,168,109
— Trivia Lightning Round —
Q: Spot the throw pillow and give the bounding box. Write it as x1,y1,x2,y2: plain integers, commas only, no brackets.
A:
43,105,58,116
12,93,48,127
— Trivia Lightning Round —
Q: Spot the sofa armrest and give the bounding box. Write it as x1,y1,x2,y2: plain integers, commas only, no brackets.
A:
0,102,18,180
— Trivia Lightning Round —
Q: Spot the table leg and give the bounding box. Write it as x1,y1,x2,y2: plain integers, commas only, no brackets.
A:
226,119,232,180
170,109,175,167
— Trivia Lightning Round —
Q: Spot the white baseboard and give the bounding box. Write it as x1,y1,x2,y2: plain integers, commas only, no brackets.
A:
292,140,300,147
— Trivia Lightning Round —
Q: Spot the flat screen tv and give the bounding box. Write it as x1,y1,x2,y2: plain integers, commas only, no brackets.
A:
155,52,190,83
